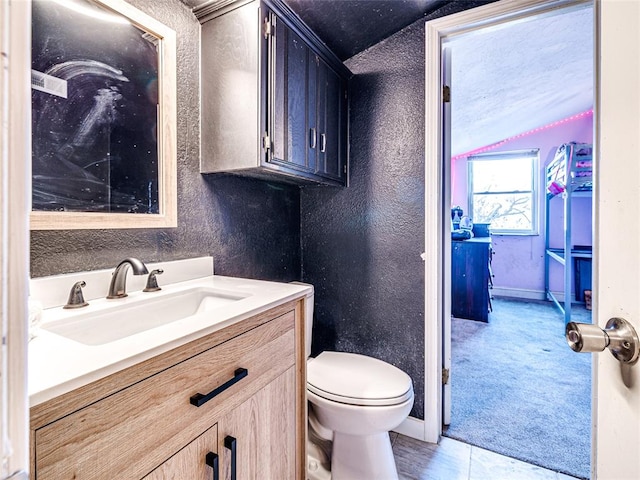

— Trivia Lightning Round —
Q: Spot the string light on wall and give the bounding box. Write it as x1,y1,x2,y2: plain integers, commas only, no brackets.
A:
451,109,594,162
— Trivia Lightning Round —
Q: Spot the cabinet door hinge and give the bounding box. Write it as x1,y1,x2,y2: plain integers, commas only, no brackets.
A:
263,17,273,38
442,367,450,385
343,164,347,174
443,85,451,103
262,133,271,151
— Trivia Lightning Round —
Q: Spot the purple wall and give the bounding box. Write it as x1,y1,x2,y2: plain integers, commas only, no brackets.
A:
452,110,593,297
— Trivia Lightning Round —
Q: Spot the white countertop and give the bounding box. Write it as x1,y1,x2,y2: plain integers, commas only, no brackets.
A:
29,274,311,407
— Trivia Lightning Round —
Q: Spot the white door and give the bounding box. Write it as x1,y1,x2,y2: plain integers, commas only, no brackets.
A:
593,1,640,478
427,1,640,477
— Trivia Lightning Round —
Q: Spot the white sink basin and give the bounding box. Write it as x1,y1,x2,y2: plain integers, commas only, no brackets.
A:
42,287,247,346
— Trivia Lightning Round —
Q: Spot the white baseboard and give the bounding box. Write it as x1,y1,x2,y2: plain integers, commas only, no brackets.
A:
491,287,546,300
492,287,577,303
392,416,427,442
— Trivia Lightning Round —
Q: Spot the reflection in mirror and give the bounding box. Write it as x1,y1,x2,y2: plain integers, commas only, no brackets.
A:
30,0,177,230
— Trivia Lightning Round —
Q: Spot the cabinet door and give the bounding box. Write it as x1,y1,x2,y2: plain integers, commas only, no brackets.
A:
270,13,313,173
316,59,348,184
218,367,296,480
267,11,348,186
143,425,218,480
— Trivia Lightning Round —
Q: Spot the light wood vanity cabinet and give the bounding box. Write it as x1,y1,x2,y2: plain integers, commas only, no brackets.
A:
143,424,219,479
217,367,296,479
144,367,295,480
30,300,305,480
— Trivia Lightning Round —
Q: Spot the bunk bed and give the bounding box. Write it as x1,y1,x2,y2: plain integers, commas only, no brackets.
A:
544,142,593,324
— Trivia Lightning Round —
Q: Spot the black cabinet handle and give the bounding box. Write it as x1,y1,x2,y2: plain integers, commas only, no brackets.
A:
225,436,237,480
190,368,248,407
205,452,219,480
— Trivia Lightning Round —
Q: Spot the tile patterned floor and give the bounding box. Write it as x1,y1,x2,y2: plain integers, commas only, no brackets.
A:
391,434,582,480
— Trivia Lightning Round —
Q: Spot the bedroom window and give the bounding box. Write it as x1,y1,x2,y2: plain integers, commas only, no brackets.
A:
467,149,539,235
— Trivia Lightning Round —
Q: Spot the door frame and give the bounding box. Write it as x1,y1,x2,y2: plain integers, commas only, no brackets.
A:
423,0,593,445
1,0,32,476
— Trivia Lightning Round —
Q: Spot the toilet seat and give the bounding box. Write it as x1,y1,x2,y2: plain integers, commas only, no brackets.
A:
307,351,413,407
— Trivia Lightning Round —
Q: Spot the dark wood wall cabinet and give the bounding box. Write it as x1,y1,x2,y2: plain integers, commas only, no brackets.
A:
451,238,493,322
197,0,351,187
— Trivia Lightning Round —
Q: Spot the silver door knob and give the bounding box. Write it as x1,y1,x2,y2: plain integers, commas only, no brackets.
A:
566,317,639,364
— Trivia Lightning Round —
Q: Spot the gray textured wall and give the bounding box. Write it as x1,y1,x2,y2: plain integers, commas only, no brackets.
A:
30,0,301,282
300,0,492,423
301,20,426,419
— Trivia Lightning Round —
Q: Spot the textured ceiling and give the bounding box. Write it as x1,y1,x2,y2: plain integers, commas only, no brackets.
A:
448,5,594,155
280,0,447,60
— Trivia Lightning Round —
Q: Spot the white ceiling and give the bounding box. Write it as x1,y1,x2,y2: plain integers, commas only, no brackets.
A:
448,5,594,156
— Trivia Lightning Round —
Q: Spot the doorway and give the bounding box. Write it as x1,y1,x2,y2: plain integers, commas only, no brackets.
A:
423,0,596,478
442,7,594,478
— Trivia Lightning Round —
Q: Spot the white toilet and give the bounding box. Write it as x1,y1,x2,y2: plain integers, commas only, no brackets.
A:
300,285,414,480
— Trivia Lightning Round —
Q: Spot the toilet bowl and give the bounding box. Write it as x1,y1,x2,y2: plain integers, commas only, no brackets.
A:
308,351,414,479
294,283,414,480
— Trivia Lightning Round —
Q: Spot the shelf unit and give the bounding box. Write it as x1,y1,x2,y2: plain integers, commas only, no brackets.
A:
544,142,593,323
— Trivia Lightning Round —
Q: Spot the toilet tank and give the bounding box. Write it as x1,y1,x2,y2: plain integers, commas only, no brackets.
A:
291,282,314,358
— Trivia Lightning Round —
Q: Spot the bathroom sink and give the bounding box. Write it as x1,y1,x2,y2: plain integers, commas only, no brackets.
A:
42,287,247,346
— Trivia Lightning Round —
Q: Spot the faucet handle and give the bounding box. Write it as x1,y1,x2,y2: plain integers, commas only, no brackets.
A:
143,269,164,292
64,281,89,309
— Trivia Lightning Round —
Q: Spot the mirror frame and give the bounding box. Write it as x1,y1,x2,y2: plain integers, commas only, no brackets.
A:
30,0,177,230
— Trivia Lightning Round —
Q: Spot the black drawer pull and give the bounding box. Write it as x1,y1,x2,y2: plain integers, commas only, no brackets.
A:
190,368,248,407
205,451,219,480
225,435,237,480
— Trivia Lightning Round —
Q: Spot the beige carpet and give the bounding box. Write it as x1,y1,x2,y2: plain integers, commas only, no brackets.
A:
444,297,591,479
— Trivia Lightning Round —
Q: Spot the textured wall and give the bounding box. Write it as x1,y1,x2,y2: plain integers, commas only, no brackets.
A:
301,20,426,419
31,0,301,283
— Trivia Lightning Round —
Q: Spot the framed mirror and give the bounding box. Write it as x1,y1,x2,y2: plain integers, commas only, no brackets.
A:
30,0,177,230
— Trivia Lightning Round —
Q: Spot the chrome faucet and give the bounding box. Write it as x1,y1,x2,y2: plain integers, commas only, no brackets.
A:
107,258,149,299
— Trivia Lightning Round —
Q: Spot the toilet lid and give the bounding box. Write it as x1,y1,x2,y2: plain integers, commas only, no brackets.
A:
307,351,413,406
